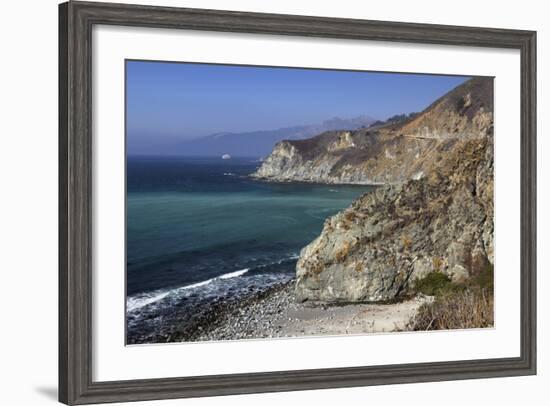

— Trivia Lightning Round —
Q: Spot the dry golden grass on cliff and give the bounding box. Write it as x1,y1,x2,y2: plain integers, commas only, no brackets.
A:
408,265,494,331
409,288,494,331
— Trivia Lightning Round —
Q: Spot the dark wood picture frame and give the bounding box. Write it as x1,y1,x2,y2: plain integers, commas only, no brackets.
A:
59,1,537,404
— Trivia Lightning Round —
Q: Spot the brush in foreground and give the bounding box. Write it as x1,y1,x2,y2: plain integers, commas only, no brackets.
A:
408,288,494,331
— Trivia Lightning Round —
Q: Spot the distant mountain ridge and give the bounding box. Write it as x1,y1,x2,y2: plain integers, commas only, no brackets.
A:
175,115,376,157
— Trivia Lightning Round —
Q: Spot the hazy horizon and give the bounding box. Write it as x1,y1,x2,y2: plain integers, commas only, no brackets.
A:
126,61,470,155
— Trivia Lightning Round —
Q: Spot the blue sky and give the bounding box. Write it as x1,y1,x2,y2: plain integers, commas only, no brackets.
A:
126,60,469,150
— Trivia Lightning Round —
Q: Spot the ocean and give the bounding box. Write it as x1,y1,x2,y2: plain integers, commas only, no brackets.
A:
126,156,372,342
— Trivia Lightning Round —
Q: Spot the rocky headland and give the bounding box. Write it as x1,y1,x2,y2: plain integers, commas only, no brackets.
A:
295,137,493,302
256,77,494,309
252,77,493,185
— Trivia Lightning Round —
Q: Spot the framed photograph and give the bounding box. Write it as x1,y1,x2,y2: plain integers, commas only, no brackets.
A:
59,1,536,404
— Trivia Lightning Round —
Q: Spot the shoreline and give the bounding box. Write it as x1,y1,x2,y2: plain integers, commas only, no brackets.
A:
150,279,433,344
249,174,388,187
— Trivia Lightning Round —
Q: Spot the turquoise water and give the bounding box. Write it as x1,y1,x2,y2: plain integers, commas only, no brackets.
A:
126,156,372,339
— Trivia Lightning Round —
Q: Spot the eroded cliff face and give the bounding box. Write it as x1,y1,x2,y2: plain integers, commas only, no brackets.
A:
252,78,493,185
285,78,495,303
295,138,494,302
250,77,494,303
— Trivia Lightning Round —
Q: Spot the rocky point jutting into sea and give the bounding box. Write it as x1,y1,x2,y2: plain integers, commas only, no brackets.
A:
253,77,494,304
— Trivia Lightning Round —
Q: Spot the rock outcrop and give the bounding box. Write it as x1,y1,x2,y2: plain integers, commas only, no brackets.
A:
295,137,494,302
286,77,495,303
252,78,493,185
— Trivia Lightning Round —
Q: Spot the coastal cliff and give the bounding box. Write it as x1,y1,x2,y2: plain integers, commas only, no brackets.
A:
295,137,493,302
252,78,493,185
292,77,494,302
252,77,494,304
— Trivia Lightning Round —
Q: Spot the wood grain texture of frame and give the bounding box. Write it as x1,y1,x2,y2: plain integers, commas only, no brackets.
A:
59,1,537,404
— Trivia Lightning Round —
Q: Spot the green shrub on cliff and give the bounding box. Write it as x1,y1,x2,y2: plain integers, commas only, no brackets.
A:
471,263,494,291
414,272,457,296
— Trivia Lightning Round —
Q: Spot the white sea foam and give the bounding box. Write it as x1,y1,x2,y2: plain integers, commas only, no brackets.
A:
126,268,250,312
126,291,171,312
127,255,300,313
219,269,249,279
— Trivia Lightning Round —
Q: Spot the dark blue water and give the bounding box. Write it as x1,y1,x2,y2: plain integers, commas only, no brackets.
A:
126,156,372,339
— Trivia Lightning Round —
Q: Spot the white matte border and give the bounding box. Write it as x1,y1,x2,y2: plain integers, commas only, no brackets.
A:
92,25,521,382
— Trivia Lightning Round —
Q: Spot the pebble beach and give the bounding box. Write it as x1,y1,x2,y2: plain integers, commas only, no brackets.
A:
143,280,432,344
